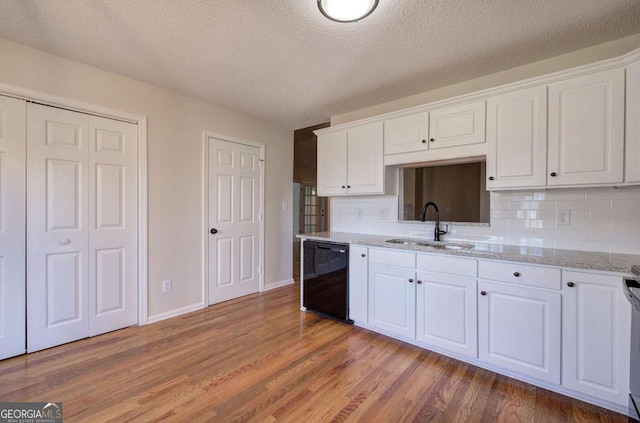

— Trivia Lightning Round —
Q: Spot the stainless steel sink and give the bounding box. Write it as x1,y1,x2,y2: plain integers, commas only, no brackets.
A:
385,238,474,250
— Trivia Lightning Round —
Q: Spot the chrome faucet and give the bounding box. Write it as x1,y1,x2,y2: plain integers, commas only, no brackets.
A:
419,201,448,241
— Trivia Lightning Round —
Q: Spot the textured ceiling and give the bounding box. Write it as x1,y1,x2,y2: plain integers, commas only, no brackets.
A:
0,1,639,130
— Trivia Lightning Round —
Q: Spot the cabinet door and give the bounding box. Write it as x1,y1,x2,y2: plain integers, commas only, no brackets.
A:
548,69,624,186
416,272,477,358
626,60,640,183
349,245,368,323
478,281,561,384
368,264,415,338
562,271,631,406
317,130,347,196
347,123,384,194
383,112,429,155
486,87,547,189
0,96,26,360
428,101,485,149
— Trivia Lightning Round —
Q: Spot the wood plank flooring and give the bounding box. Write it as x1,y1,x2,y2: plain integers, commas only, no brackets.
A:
0,282,632,422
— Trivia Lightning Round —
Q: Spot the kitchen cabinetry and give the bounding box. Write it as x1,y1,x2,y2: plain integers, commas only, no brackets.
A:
383,112,429,155
478,281,561,384
547,69,625,186
478,260,561,383
562,270,631,406
428,101,486,149
349,245,368,323
317,122,384,196
627,60,640,183
486,87,547,189
382,101,485,157
368,249,416,338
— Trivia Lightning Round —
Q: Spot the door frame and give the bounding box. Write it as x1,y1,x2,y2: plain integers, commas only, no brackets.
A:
202,131,265,306
0,81,149,325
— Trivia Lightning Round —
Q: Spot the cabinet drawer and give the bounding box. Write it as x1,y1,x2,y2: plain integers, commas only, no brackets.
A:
369,248,415,268
416,254,477,277
478,260,560,290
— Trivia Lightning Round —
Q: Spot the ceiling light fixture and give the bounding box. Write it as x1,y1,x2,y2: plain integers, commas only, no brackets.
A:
317,0,379,23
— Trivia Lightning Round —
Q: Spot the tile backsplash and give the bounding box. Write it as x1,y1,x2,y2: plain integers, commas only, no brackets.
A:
330,186,640,255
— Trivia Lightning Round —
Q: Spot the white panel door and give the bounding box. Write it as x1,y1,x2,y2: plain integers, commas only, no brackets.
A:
317,130,347,196
548,69,624,186
27,104,90,352
626,60,640,183
346,122,384,194
208,137,261,304
428,101,485,149
562,271,631,406
88,116,138,336
0,96,26,360
478,281,561,384
416,272,477,358
368,264,415,339
486,87,547,189
383,112,429,155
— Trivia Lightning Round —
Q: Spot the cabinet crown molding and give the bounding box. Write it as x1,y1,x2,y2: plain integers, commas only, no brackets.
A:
316,46,640,136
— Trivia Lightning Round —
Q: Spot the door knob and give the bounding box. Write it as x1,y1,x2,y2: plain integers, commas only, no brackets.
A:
567,282,575,287
480,291,487,296
210,228,218,235
60,238,71,245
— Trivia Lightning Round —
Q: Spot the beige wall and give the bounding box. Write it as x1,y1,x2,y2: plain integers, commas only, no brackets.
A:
332,33,640,125
0,39,293,320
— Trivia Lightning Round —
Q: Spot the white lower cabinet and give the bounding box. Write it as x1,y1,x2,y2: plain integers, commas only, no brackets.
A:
478,281,561,384
562,271,631,406
349,245,368,323
353,247,631,414
368,263,416,338
416,271,477,358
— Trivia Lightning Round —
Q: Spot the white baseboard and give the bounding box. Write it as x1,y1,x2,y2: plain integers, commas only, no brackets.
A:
146,302,205,324
264,278,295,291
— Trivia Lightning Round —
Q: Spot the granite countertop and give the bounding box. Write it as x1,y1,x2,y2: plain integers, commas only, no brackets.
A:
297,231,640,274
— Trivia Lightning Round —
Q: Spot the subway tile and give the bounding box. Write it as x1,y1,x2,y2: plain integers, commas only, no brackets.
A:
541,189,586,200
510,201,556,210
555,200,612,210
609,243,640,255
586,187,640,200
570,210,591,222
491,201,510,210
554,239,608,252
611,199,640,210
591,231,639,243
611,221,640,232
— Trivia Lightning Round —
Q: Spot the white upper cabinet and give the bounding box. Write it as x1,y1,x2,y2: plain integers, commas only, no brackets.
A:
428,101,486,149
548,69,625,186
317,130,348,196
346,123,384,194
317,123,384,196
383,112,429,155
486,87,548,189
626,60,640,183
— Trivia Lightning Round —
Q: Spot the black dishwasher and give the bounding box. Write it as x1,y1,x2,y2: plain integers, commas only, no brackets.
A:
302,240,352,324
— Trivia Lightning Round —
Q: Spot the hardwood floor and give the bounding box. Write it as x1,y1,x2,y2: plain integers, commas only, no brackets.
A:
0,283,631,422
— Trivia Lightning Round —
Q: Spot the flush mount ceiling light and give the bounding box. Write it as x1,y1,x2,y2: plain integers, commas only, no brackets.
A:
317,0,379,23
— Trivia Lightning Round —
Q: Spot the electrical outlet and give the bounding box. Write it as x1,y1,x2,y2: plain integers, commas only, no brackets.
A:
557,209,571,226
162,279,172,293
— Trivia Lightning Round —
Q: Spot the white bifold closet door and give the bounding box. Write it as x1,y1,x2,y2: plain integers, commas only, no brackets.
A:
0,96,26,360
27,103,138,353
